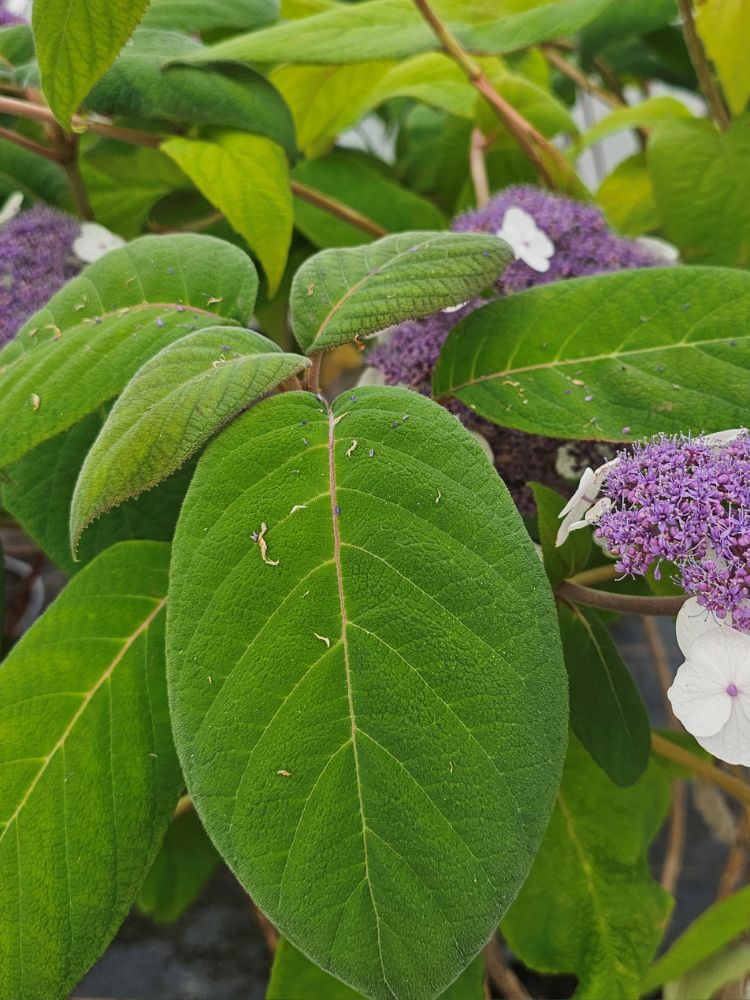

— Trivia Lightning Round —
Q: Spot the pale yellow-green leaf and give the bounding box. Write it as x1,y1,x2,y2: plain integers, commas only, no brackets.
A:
366,53,476,119
596,153,659,236
575,96,693,155
32,0,149,125
270,62,393,157
162,131,292,296
696,0,750,116
271,54,475,158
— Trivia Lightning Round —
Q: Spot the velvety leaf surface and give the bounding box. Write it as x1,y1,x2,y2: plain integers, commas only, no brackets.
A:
0,542,181,1000
268,937,485,1000
162,131,293,295
530,482,591,587
648,117,750,267
87,29,295,157
291,231,511,354
292,154,445,248
3,413,195,575
433,267,750,441
142,0,279,33
503,736,672,999
71,327,308,552
644,885,750,991
186,0,612,64
167,386,567,1000
32,0,149,125
0,233,257,467
557,604,650,787
137,809,220,924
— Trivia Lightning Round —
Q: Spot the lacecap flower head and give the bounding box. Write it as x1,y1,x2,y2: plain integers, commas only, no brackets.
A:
558,430,750,764
367,185,657,509
560,430,750,631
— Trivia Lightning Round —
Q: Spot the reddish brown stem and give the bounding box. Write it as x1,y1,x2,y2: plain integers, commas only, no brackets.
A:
556,580,687,616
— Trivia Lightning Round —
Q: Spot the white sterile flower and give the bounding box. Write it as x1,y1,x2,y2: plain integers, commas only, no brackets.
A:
556,457,620,546
0,191,23,225
496,206,554,273
636,235,680,265
668,600,750,765
703,428,747,448
72,222,126,263
356,366,386,387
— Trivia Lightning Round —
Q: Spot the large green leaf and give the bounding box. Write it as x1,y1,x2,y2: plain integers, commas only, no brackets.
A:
3,413,195,575
32,0,149,125
268,937,485,1000
87,29,295,157
557,604,650,787
0,541,181,1000
291,231,511,354
0,233,257,468
433,267,750,441
162,130,293,296
184,0,613,64
503,736,672,999
142,0,279,33
137,809,220,924
71,327,308,553
648,117,750,267
644,885,750,991
167,386,567,1000
292,154,445,248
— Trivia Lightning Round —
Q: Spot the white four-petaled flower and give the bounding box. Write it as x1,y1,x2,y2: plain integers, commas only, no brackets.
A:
0,191,23,226
668,599,750,765
496,206,554,273
72,222,126,263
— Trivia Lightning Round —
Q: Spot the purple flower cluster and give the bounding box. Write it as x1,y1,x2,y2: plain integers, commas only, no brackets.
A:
368,186,656,508
453,184,654,293
597,433,750,631
0,205,81,347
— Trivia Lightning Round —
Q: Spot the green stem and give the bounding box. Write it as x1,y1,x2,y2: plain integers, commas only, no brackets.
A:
652,733,750,809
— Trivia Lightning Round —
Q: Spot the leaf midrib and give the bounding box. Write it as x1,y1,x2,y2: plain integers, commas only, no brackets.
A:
444,333,749,392
0,596,166,843
557,793,631,982
326,402,396,999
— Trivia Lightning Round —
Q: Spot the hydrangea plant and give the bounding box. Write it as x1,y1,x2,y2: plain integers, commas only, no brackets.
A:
1,1,750,999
